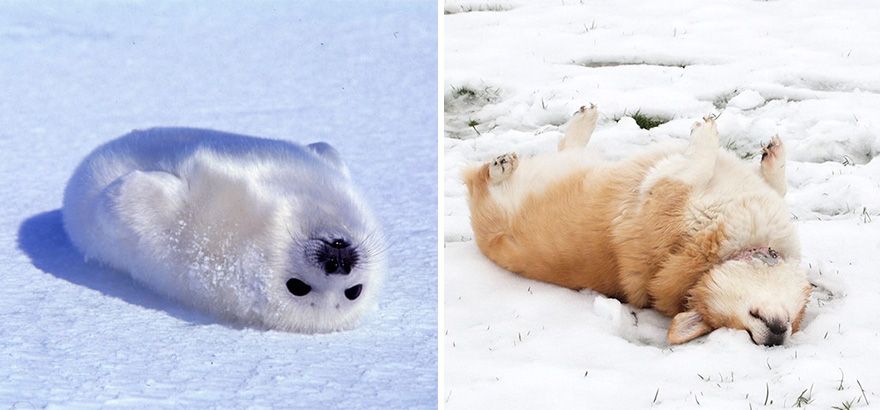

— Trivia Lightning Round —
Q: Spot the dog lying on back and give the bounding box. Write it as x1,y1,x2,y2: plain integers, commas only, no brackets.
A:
464,105,811,345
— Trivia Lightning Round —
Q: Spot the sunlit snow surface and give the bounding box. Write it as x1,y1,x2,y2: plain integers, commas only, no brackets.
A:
0,2,436,408
444,1,880,409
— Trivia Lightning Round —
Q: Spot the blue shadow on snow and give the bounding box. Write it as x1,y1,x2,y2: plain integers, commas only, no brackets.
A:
17,210,215,326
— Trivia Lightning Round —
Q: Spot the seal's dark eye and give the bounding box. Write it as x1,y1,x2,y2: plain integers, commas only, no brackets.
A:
286,278,311,296
345,284,363,300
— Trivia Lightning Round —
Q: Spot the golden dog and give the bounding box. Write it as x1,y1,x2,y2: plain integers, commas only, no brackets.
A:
465,106,810,345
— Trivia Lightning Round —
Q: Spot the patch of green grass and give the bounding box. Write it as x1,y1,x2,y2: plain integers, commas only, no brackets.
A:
614,110,671,130
444,3,512,14
724,140,759,160
615,110,669,130
794,385,813,407
858,379,870,405
446,84,503,139
453,87,477,99
583,19,597,33
631,111,668,130
832,398,858,410
713,90,736,109
448,84,501,105
467,119,481,135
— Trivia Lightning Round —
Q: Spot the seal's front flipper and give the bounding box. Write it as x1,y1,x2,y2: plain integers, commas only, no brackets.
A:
308,142,349,177
96,170,186,244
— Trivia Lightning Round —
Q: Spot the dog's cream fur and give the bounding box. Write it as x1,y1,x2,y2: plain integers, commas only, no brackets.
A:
465,106,811,345
63,128,385,332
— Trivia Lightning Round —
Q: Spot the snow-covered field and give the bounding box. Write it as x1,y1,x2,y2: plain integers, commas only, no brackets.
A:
0,2,436,408
444,1,880,408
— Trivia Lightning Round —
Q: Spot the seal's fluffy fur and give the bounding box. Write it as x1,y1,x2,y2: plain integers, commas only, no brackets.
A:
465,106,811,345
63,128,384,332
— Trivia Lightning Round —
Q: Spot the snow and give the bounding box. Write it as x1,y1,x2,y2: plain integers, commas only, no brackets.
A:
728,90,765,111
444,1,880,408
0,1,436,408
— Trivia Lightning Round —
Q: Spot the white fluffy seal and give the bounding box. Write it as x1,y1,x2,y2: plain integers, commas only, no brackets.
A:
62,127,385,332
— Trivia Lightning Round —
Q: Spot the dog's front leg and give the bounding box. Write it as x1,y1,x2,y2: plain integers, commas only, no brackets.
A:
639,116,719,196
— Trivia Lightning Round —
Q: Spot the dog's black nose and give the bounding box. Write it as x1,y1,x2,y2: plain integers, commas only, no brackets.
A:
319,239,358,275
762,334,785,347
758,318,788,346
767,319,788,336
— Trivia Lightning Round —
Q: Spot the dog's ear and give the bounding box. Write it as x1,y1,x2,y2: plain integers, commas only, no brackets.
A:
667,310,712,344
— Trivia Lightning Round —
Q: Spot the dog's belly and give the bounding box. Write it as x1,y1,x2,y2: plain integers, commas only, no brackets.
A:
506,170,622,295
485,152,666,297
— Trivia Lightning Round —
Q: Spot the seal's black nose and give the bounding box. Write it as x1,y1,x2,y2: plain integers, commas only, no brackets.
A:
319,239,358,275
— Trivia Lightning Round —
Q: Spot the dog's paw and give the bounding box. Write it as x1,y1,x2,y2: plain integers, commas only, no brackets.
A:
488,153,518,183
689,115,719,148
761,135,785,164
572,103,598,122
691,115,717,132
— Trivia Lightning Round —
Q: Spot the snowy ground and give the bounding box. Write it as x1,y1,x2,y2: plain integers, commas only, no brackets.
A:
444,1,880,408
0,2,436,408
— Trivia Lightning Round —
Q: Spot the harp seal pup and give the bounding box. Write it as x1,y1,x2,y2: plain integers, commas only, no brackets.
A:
62,127,385,333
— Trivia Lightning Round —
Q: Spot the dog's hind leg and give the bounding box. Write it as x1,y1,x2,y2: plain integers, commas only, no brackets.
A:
760,135,787,196
680,116,720,186
558,104,599,151
640,116,719,195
